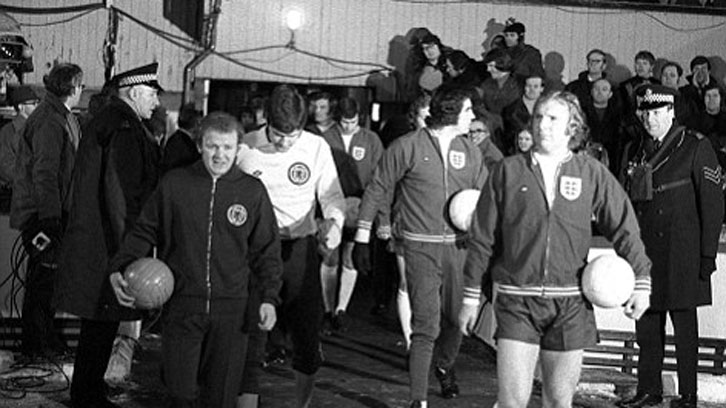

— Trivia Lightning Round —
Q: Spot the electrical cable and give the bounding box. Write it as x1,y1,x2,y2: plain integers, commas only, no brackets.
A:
17,8,99,28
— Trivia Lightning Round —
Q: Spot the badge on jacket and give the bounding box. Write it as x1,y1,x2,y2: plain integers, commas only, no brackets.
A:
227,204,248,226
559,176,582,201
352,146,366,161
449,150,466,170
288,162,311,185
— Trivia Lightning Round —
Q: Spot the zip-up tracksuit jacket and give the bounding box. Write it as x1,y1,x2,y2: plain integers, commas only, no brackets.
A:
463,152,651,303
109,161,283,314
357,128,489,243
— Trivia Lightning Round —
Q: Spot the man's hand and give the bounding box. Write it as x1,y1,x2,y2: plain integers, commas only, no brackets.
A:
258,303,277,331
700,256,716,280
352,242,371,272
376,225,392,240
109,272,136,308
623,291,650,321
458,303,479,336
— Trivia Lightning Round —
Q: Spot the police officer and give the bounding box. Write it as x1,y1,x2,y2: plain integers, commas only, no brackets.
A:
619,84,724,408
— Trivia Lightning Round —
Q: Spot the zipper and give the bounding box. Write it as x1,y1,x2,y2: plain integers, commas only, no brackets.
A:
542,159,565,291
204,178,217,314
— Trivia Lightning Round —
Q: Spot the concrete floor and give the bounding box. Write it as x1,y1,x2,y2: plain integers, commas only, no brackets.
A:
0,282,721,408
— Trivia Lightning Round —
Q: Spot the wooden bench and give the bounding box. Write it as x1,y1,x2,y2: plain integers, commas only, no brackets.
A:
584,329,726,375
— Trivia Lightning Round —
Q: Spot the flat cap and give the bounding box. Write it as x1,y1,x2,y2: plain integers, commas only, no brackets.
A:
636,84,676,110
112,62,164,92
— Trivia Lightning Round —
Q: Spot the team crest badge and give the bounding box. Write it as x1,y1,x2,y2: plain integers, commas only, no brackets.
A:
559,176,582,201
449,151,466,170
288,162,311,185
352,146,366,161
227,204,248,227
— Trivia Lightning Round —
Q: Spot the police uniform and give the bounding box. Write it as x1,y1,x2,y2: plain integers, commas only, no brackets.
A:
620,85,724,408
55,63,163,408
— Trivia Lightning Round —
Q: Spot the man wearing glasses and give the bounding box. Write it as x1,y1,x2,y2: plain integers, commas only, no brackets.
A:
10,63,83,361
565,48,609,109
238,84,345,408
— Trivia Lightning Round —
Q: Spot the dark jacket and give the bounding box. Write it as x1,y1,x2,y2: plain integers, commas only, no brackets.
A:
0,114,27,186
679,75,722,114
160,129,200,174
506,43,544,81
55,96,161,321
10,93,79,230
320,126,384,198
502,98,533,154
621,125,724,309
583,102,625,173
109,162,283,315
479,75,522,116
565,71,609,110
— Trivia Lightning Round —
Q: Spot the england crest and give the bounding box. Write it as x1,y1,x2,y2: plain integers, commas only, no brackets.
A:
559,176,582,201
352,146,366,161
227,204,248,227
449,151,466,170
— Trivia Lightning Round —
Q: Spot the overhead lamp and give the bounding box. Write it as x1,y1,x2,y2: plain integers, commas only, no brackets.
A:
284,8,304,31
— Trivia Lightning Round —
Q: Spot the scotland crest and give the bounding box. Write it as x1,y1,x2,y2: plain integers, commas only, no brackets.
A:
227,204,248,226
288,162,311,185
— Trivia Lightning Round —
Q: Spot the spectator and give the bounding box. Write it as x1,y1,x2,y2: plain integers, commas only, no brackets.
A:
479,48,522,116
160,103,203,174
55,62,163,408
660,61,699,129
0,85,40,188
680,56,722,114
445,50,481,92
10,63,84,360
515,128,534,153
583,78,625,173
565,49,608,109
502,73,545,154
412,33,451,95
468,111,504,170
619,50,660,115
502,19,545,81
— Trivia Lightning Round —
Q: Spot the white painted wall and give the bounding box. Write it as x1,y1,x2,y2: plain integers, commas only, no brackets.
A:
198,0,726,100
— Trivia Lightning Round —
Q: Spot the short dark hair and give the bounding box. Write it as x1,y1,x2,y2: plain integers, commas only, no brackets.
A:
338,97,360,120
43,63,83,98
586,49,606,61
178,103,203,131
195,111,243,146
634,50,655,65
483,48,513,73
447,50,472,72
267,84,307,133
425,85,471,129
533,91,588,150
661,61,683,78
690,55,711,71
307,91,338,119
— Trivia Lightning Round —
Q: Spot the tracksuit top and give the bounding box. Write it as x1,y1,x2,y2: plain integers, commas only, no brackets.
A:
238,127,346,240
357,127,489,244
109,162,283,314
463,152,652,302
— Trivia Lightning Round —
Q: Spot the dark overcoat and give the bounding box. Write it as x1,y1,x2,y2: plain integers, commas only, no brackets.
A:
54,96,160,321
622,125,723,310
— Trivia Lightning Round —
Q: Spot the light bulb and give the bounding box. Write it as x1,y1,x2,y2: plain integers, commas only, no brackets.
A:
284,8,304,31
